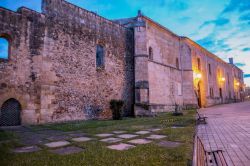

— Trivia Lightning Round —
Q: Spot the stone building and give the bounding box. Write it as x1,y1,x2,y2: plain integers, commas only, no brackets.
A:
0,0,244,125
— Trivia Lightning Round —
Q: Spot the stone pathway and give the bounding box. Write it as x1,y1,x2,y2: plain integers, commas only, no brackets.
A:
50,146,84,155
0,125,171,155
197,101,250,166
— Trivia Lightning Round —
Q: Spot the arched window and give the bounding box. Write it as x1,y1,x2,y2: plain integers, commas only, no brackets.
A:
96,44,105,68
0,36,10,60
149,47,153,60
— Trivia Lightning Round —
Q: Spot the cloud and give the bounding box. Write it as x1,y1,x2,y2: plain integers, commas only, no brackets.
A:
242,48,250,52
244,74,250,78
239,13,250,21
222,0,250,14
200,17,230,29
171,1,189,11
178,16,191,23
197,37,214,49
235,63,246,67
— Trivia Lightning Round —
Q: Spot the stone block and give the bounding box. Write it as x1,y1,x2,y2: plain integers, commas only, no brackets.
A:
107,143,135,151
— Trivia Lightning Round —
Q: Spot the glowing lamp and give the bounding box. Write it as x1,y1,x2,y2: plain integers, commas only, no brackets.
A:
193,73,202,79
221,77,225,82
196,73,202,79
236,82,240,86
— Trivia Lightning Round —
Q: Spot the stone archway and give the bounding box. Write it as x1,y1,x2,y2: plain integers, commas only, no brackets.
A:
0,98,21,126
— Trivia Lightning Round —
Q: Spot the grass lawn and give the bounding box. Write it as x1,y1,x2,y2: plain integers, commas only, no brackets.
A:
0,110,196,166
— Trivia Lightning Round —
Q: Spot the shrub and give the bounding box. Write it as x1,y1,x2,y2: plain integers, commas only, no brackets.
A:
110,99,124,120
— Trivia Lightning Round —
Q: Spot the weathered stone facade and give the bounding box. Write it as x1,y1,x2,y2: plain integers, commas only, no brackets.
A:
0,0,244,125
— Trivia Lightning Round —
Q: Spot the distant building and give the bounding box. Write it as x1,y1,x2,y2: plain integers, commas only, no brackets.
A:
0,0,244,125
245,87,250,100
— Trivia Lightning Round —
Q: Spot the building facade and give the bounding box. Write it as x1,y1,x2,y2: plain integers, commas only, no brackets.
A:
0,0,244,125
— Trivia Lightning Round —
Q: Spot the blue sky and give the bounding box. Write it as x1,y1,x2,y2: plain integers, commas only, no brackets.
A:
0,0,250,86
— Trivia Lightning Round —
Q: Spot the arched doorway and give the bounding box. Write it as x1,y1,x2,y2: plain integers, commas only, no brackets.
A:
0,98,21,126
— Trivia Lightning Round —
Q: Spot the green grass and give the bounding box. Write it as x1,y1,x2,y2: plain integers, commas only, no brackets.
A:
0,110,196,166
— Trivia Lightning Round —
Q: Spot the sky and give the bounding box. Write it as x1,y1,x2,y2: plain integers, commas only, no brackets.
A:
0,0,250,86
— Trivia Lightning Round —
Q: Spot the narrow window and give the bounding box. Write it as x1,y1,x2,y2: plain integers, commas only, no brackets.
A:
96,45,104,68
0,37,10,60
210,87,214,98
197,58,201,70
176,58,179,69
219,88,223,98
149,47,153,60
208,63,211,75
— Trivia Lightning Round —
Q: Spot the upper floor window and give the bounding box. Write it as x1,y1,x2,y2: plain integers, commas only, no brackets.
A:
0,35,10,60
149,47,153,60
96,44,105,68
208,63,211,75
176,58,179,69
197,58,201,71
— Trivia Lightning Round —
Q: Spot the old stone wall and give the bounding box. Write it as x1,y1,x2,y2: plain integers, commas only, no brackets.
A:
146,20,183,112
183,38,244,107
0,0,134,125
0,7,46,124
39,0,134,123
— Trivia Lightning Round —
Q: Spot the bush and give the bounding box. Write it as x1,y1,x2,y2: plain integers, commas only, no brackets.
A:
110,99,124,120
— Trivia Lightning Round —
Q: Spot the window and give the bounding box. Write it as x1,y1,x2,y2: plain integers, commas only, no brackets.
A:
208,63,211,75
197,58,201,70
176,58,179,69
149,47,153,60
96,45,104,68
0,36,10,60
219,88,223,98
177,83,182,96
210,87,214,98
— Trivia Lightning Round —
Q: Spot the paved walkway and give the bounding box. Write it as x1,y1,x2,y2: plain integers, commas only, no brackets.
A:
197,101,250,166
0,126,171,154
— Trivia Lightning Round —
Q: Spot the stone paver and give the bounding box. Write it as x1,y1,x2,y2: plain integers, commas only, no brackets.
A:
95,133,114,137
117,134,138,139
157,141,182,148
112,131,127,134
13,146,41,153
128,139,152,145
171,126,184,129
44,141,70,148
197,101,250,166
107,143,135,151
46,135,71,141
146,134,166,140
100,137,123,143
135,131,151,135
148,128,161,132
67,133,86,137
50,146,84,155
71,137,92,142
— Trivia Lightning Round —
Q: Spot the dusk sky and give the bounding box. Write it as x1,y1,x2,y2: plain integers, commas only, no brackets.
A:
0,0,250,86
